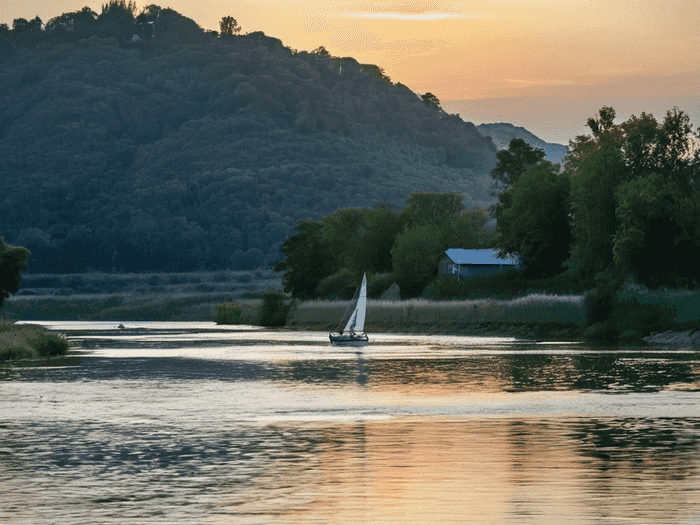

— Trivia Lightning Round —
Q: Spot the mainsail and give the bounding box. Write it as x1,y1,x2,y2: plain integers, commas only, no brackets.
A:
336,273,367,333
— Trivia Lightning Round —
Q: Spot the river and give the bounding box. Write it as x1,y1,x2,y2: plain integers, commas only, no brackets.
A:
2,321,700,524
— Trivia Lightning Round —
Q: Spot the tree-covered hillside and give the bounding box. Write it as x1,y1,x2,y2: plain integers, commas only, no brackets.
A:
0,4,497,273
477,123,567,164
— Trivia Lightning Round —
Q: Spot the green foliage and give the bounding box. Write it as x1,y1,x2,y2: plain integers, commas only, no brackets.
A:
566,106,700,281
583,270,624,329
257,291,291,326
426,268,592,301
496,162,571,277
614,172,700,288
274,220,337,300
316,268,359,300
615,281,700,336
275,192,495,299
0,12,495,273
402,192,464,227
0,322,68,360
490,138,546,193
215,303,243,324
31,335,70,356
0,237,30,310
367,273,396,299
391,223,444,298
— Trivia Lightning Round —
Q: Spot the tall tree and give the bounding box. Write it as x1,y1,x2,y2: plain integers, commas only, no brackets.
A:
401,192,463,228
614,172,700,288
497,162,571,277
566,106,699,280
0,237,30,310
274,220,337,299
219,16,241,36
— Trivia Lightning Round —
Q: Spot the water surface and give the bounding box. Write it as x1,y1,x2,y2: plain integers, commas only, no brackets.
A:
2,322,700,523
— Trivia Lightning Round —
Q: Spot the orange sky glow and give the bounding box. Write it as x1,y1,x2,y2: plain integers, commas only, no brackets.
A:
3,0,700,143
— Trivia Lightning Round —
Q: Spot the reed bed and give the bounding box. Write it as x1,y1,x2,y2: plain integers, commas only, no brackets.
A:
0,321,69,360
292,294,586,329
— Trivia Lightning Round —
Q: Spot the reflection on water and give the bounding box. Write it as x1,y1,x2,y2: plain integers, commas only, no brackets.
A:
2,322,700,524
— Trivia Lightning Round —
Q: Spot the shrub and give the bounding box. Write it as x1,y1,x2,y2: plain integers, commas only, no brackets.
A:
367,273,396,299
0,347,34,360
215,303,243,324
31,335,70,357
316,269,358,299
257,291,291,326
584,270,622,327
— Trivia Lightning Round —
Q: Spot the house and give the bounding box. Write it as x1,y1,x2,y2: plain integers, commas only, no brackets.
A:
438,249,519,280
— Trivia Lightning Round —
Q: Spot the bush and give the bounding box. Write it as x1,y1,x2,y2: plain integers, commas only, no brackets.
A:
584,270,622,327
316,269,359,299
257,291,291,326
215,303,243,324
0,347,35,360
367,273,396,299
582,320,619,343
31,335,70,357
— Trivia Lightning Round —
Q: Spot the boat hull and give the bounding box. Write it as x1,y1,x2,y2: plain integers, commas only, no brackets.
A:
329,331,369,346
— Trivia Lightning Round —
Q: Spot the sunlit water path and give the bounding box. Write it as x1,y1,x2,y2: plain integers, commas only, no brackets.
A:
2,321,700,524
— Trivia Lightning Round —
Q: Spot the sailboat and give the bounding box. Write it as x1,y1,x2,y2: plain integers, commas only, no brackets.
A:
329,273,369,346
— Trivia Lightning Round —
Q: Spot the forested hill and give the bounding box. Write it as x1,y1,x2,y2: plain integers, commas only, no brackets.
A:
476,123,567,164
0,6,497,273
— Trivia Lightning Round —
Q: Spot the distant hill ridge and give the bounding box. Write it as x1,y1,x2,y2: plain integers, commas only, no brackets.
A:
0,5,549,273
476,123,568,164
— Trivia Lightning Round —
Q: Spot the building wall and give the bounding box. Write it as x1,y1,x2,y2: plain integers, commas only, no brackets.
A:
438,257,513,280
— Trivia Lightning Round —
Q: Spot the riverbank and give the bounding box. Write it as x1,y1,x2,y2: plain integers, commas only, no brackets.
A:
0,321,69,360
288,295,587,341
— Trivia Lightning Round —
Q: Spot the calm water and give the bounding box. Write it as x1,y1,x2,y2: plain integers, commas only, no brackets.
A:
2,322,700,524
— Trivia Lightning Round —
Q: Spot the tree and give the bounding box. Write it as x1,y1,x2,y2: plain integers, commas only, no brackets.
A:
401,192,463,228
566,106,699,279
442,206,493,251
0,237,30,310
391,223,444,297
613,172,700,288
421,92,442,110
274,220,337,299
490,138,546,194
219,16,241,36
497,162,571,277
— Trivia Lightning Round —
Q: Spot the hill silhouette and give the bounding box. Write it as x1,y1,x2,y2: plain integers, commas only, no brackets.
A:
0,5,498,272
477,123,567,164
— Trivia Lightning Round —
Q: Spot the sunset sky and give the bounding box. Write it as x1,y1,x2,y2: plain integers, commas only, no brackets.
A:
3,0,700,144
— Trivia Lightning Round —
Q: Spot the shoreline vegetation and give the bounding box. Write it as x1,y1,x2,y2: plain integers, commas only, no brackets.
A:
0,321,69,361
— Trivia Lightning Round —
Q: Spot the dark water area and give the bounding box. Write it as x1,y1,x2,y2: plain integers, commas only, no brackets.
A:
2,322,700,524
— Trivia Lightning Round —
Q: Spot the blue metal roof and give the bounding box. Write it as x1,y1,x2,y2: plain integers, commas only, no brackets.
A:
444,248,517,266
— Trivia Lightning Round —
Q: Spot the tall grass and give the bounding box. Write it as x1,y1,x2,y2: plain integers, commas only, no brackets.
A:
0,321,69,360
615,282,700,336
292,294,586,329
426,269,593,301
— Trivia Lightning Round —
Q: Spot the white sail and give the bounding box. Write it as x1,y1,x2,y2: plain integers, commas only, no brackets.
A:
343,273,367,332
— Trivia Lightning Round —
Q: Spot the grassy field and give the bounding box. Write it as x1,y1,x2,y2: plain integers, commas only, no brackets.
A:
292,294,586,332
2,270,282,321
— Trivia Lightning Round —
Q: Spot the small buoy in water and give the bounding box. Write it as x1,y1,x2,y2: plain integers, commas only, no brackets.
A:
118,324,125,329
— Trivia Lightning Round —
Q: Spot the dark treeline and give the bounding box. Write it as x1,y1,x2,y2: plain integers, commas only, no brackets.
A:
490,106,700,289
274,192,493,299
276,105,700,307
0,1,496,273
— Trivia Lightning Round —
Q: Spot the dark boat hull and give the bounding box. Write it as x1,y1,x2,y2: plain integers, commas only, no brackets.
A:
329,331,369,346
